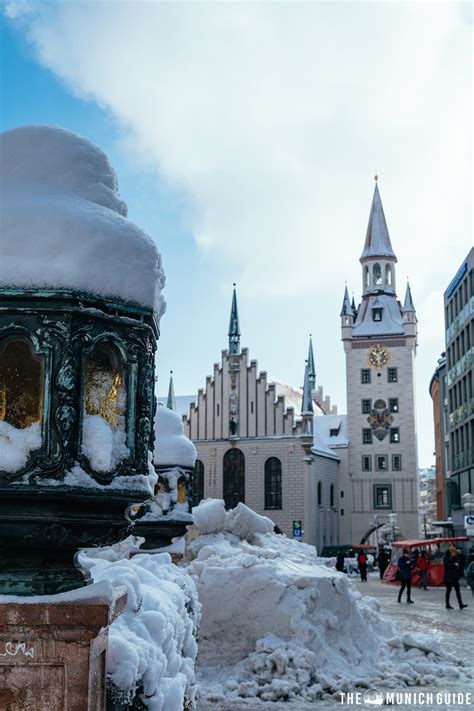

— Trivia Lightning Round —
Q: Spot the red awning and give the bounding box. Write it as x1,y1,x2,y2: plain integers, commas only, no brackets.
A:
392,537,469,548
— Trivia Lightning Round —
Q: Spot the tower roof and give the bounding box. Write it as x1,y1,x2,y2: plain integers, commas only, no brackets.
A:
166,371,176,411
307,335,316,382
228,285,241,356
402,281,416,312
340,285,353,316
301,360,314,416
360,183,397,262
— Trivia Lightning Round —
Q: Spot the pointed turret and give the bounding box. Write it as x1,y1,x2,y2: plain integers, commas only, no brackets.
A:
340,285,352,316
360,182,397,262
402,281,415,312
301,359,314,439
166,371,176,411
228,284,241,355
351,295,357,316
307,335,316,392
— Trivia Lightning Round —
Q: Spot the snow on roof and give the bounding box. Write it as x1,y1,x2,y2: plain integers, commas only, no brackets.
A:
271,379,325,418
154,405,196,467
352,293,405,337
313,415,348,458
0,125,165,317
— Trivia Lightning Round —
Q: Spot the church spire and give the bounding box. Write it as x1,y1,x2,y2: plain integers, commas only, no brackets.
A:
402,280,415,312
360,181,397,262
228,284,241,355
340,285,352,316
307,334,316,391
166,371,176,411
301,360,314,417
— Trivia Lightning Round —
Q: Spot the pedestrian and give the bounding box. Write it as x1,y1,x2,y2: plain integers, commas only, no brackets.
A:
416,550,429,590
377,546,390,580
357,550,368,582
444,545,468,610
397,548,414,603
336,549,345,573
466,549,474,597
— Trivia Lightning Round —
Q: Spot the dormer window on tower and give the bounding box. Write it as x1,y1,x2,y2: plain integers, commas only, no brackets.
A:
373,308,383,322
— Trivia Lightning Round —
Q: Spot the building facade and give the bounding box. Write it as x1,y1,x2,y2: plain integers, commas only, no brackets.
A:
182,291,340,548
429,353,448,522
443,248,474,535
418,466,437,537
339,181,419,543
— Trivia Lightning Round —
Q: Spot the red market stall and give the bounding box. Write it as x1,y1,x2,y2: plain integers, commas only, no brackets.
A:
382,537,469,587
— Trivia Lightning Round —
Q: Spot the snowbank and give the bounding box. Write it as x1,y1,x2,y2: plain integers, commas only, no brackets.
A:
154,406,196,468
0,420,42,472
81,414,129,473
0,125,165,318
80,544,200,710
187,500,472,704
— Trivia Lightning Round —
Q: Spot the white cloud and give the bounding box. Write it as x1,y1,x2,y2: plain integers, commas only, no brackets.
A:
4,0,472,466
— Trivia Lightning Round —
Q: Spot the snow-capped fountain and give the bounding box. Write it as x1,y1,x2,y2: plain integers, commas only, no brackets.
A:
0,125,165,595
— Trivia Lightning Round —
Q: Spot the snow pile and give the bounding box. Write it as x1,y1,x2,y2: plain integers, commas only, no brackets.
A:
0,125,165,318
0,420,42,473
154,406,196,468
187,500,472,704
80,545,200,710
81,414,129,473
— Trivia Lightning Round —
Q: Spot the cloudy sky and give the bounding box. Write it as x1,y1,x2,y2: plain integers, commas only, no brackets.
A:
1,1,472,466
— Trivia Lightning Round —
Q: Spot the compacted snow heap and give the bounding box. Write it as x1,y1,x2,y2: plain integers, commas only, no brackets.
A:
187,499,472,704
141,405,197,521
80,544,200,711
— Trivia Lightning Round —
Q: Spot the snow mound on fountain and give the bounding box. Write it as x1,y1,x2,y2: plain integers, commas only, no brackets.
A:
154,405,196,468
80,547,200,710
0,125,165,318
187,500,472,704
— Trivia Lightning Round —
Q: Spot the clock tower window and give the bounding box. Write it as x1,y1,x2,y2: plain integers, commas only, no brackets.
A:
373,263,382,286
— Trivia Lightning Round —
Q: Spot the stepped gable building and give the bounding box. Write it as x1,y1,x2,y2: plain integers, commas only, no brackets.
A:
340,180,419,543
182,288,341,548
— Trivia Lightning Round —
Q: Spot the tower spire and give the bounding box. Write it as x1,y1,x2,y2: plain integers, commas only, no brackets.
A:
307,334,316,391
402,280,415,312
340,285,352,316
301,360,314,417
360,182,397,262
228,284,241,355
166,371,176,411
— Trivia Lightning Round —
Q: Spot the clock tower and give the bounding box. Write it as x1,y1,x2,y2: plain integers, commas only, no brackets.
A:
340,180,419,543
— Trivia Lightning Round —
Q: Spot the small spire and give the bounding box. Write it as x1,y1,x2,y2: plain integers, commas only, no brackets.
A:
351,294,357,315
167,371,176,411
301,359,314,417
340,285,353,317
307,335,316,391
402,281,415,312
228,284,241,355
360,182,397,262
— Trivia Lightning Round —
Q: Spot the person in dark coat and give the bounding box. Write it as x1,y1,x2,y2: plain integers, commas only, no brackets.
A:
397,548,414,603
444,546,468,610
377,547,390,580
357,550,368,582
336,550,345,573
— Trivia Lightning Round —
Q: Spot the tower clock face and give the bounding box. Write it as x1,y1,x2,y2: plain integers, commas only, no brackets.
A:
368,344,390,368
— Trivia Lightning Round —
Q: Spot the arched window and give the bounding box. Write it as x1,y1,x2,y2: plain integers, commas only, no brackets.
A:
82,342,127,473
223,448,245,509
317,481,322,506
0,338,43,473
330,484,334,507
373,263,382,286
192,459,205,508
264,457,282,509
0,339,43,429
385,264,392,286
365,266,370,287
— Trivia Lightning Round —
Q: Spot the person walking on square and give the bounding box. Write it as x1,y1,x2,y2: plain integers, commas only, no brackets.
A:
357,550,368,582
466,549,474,597
377,546,390,580
397,548,414,603
416,550,429,590
444,546,468,610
